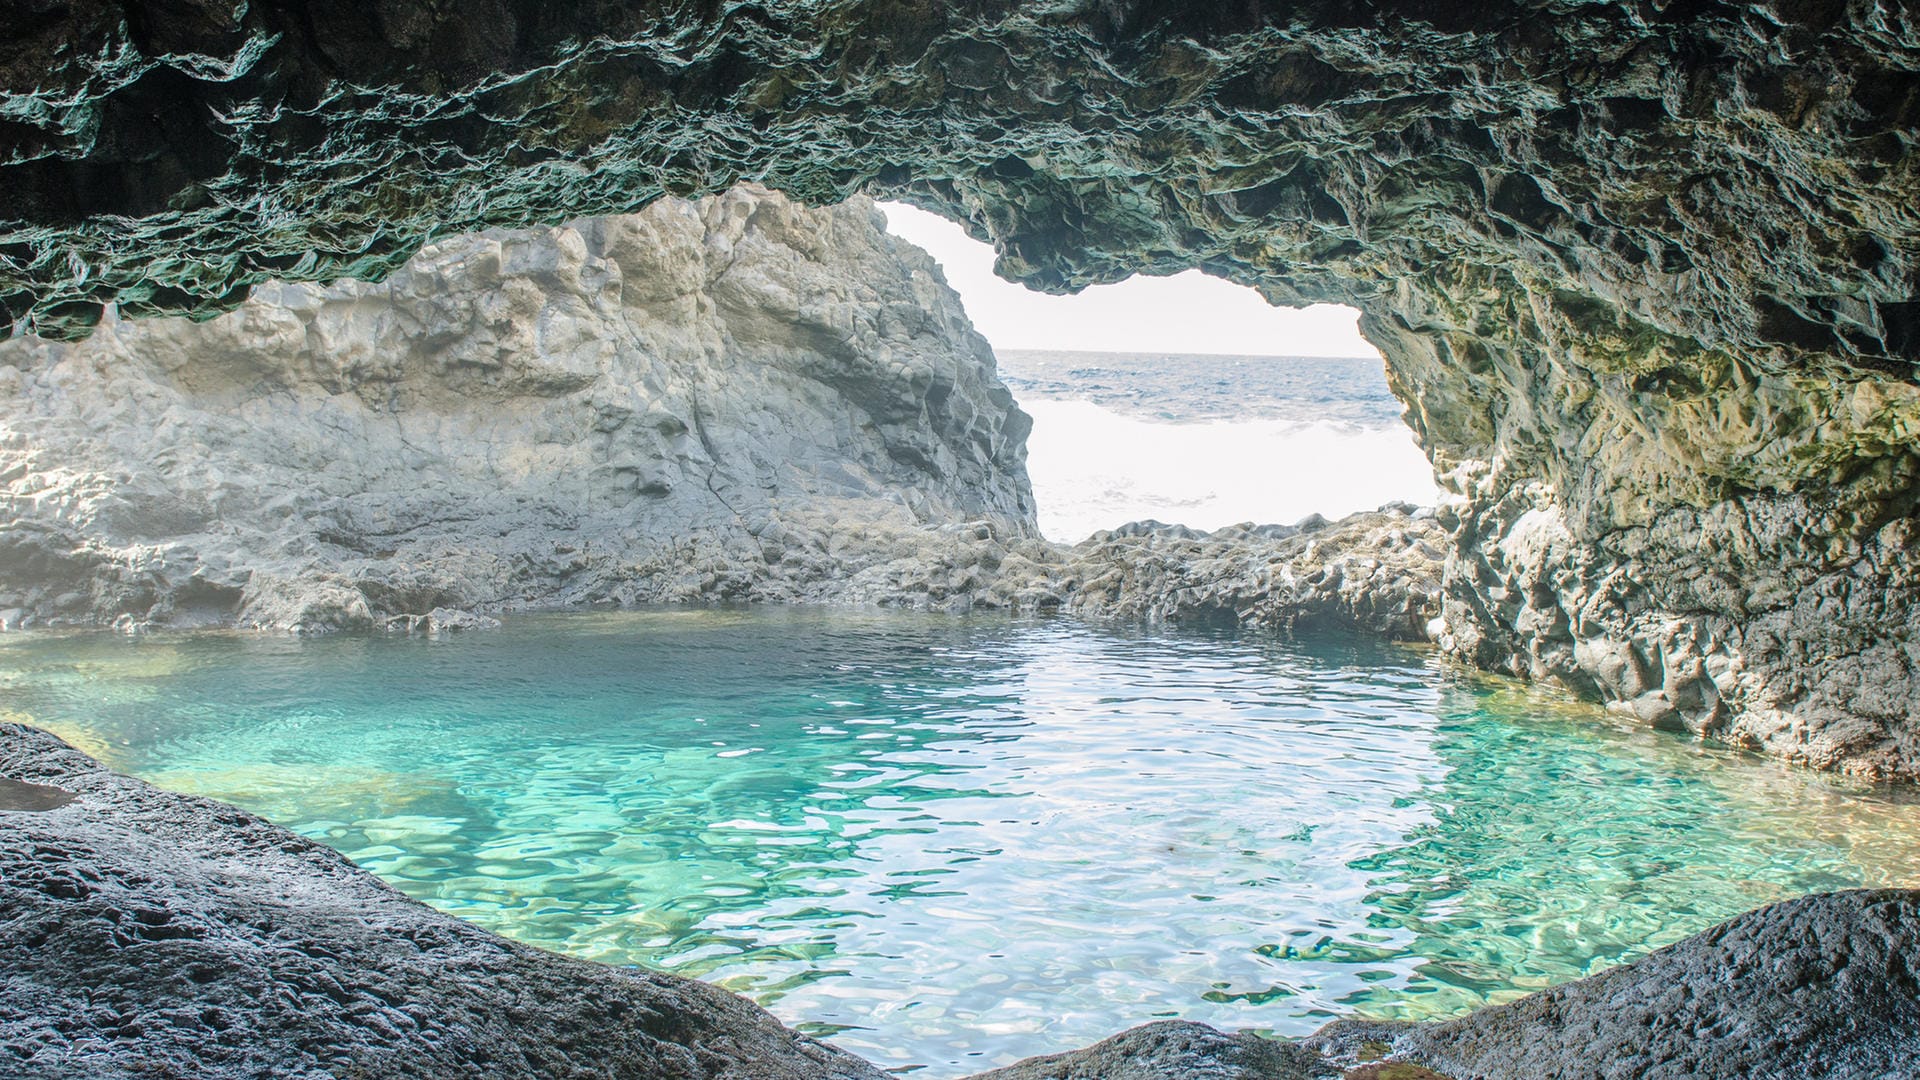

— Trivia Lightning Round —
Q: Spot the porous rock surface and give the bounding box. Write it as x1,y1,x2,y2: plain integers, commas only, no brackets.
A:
1,2,1915,773
5,722,1917,1079
968,1020,1333,1080
0,185,1037,631
710,506,1448,641
1065,512,1443,640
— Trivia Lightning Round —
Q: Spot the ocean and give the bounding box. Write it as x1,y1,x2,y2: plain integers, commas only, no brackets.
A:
996,350,1439,542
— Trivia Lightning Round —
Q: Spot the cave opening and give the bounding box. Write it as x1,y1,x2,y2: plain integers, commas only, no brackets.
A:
878,202,1438,542
8,182,1914,1077
3,1,1919,1075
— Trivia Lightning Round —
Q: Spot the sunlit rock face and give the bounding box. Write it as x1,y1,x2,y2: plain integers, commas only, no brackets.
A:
2,2,1917,772
0,187,1034,630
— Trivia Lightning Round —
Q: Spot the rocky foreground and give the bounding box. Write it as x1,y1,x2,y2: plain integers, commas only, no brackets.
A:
3,722,1915,1080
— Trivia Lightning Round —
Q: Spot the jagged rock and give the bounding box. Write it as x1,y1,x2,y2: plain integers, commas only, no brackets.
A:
966,1020,1333,1080
5,724,1916,1079
1,3,1915,773
383,607,503,636
696,503,1448,637
1063,508,1444,640
0,186,1035,631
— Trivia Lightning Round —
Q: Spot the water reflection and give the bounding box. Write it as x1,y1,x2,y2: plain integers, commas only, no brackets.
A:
3,609,1917,1075
1350,675,1920,1016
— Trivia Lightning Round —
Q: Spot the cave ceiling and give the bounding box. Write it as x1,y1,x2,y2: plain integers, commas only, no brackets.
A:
0,2,1911,356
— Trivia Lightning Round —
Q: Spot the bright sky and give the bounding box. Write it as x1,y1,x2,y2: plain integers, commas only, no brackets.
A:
878,201,1377,357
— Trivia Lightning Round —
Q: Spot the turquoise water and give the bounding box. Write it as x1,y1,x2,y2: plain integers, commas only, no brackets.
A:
5,609,1918,1074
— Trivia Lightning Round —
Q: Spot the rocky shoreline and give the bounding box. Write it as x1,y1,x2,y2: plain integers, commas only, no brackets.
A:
0,187,1037,636
0,185,1444,645
349,503,1448,645
0,501,1448,643
3,6,1918,1076
4,722,1914,1080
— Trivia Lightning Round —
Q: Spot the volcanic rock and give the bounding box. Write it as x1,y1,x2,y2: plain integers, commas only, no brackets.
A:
1309,889,1920,1080
0,722,889,1080
0,186,1036,631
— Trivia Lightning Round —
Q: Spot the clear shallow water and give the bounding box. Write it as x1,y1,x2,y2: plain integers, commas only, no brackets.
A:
995,351,1438,541
5,609,1919,1074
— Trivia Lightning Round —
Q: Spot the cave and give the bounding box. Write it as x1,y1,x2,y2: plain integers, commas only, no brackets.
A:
2,2,1919,1077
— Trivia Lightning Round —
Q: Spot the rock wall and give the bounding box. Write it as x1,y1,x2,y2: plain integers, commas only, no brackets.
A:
1,2,1915,773
0,178,1444,639
0,186,1035,631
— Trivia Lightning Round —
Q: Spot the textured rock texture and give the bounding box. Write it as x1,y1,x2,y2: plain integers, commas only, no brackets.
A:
671,505,1448,640
5,724,1916,1079
0,185,1036,631
1,2,1915,772
1065,510,1443,640
968,1020,1333,1080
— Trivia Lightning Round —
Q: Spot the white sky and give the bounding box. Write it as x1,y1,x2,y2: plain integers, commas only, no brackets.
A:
879,202,1377,357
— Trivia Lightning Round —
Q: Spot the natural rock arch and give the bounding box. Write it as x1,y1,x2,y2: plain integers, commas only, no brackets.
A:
3,1,1918,773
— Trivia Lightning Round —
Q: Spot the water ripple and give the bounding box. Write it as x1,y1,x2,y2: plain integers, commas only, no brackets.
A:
4,608,1918,1075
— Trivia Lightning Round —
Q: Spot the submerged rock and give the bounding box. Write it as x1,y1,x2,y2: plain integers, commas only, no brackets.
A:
1309,889,1920,1080
0,776,74,812
3,723,1915,1079
382,607,503,636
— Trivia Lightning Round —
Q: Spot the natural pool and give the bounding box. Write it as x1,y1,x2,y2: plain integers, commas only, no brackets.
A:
5,608,1918,1074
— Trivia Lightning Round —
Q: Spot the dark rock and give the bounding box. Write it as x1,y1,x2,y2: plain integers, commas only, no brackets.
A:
965,1020,1333,1080
0,776,74,811
1309,890,1920,1080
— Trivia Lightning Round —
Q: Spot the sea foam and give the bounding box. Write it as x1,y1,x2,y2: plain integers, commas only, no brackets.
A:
999,350,1439,542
